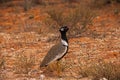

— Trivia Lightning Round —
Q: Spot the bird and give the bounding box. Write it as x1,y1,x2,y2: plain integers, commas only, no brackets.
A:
40,26,69,67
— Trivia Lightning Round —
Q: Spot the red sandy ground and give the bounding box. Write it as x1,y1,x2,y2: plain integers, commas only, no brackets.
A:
0,1,120,80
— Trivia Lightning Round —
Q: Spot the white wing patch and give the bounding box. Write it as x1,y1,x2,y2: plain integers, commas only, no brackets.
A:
61,39,68,46
46,39,68,65
53,46,67,62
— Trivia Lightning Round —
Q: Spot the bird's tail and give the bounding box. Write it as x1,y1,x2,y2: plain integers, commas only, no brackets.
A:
40,62,47,67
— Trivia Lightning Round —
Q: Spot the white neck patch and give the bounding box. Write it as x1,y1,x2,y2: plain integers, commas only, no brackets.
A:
61,39,68,46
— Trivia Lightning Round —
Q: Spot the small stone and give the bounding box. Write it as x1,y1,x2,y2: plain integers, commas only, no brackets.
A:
100,77,108,80
29,78,36,80
40,74,45,80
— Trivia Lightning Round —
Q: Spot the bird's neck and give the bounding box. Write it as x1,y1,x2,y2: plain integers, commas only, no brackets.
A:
61,33,68,46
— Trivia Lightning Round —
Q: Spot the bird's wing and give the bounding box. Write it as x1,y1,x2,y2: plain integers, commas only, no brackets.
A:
40,43,66,67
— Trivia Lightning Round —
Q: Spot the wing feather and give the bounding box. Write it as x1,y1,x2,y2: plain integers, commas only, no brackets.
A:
40,43,66,67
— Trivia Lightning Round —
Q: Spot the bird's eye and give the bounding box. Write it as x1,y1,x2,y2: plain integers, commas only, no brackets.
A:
61,28,64,31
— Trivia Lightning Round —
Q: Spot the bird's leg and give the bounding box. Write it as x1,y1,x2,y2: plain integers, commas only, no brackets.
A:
56,60,62,77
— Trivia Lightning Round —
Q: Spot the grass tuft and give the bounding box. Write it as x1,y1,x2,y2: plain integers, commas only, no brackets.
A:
0,56,6,80
14,54,35,74
46,60,67,77
79,62,120,80
45,4,95,37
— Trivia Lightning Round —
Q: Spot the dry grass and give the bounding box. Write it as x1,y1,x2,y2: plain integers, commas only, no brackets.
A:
79,62,120,80
45,4,95,37
62,0,79,3
24,0,46,11
91,0,119,8
46,60,67,77
44,8,64,33
68,5,96,36
14,53,35,74
0,56,5,69
24,0,33,11
0,0,11,3
117,0,120,3
114,8,120,15
33,0,44,5
0,56,6,80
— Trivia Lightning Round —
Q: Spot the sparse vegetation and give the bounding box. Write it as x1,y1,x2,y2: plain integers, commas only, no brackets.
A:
0,0,120,80
114,8,120,15
46,61,67,76
33,0,44,4
91,0,120,8
0,56,5,69
0,0,11,3
45,4,95,37
24,0,45,11
24,0,32,11
14,54,35,74
62,0,79,3
0,56,6,80
79,62,120,80
117,0,120,2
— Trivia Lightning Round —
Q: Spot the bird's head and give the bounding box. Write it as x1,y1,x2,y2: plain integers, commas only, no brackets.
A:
59,26,69,33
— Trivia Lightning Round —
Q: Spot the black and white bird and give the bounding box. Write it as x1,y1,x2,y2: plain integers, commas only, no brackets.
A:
40,26,69,67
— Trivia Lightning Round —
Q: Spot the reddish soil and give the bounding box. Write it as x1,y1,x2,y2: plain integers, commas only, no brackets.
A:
0,1,120,80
